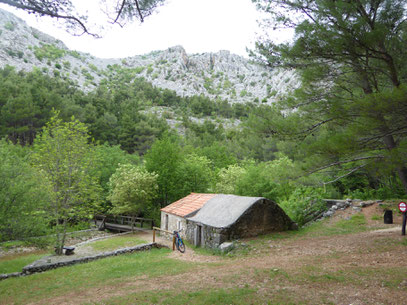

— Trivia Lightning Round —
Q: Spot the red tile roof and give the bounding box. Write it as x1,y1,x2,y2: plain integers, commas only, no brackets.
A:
161,193,216,217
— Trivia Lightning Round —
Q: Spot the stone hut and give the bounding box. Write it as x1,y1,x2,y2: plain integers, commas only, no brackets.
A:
185,194,296,248
160,193,216,238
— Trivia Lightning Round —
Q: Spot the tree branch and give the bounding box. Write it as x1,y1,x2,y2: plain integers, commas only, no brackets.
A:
134,0,144,22
308,155,384,175
321,164,367,185
0,0,99,37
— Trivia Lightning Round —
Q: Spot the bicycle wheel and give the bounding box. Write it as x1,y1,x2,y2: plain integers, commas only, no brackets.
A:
177,238,186,253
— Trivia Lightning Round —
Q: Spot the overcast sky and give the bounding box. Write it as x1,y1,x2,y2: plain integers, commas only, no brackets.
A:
0,0,279,59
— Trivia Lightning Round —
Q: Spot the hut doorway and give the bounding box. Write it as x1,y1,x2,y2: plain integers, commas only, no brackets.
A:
195,225,202,247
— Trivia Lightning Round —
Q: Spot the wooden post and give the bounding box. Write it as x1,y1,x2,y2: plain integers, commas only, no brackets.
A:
153,229,156,242
403,212,406,236
172,235,175,251
131,216,135,233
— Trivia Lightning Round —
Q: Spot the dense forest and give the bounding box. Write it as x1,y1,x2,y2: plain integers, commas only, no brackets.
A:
1,0,406,253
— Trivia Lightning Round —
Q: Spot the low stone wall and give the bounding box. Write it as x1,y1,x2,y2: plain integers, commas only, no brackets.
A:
321,199,380,219
0,242,165,281
0,271,24,281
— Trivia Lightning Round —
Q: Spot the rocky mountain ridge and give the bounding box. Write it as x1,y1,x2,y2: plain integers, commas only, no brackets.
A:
0,8,298,104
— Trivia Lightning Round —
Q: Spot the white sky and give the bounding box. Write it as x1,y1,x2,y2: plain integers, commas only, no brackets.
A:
0,0,280,59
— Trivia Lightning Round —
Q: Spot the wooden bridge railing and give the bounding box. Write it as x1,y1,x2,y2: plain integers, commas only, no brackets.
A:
95,215,155,231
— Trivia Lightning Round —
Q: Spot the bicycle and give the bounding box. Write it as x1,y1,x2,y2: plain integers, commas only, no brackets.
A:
173,229,185,253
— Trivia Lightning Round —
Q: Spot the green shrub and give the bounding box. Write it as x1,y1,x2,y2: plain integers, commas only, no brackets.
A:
280,187,327,226
4,21,15,31
69,50,82,59
134,66,145,74
5,49,16,57
63,61,71,69
34,44,66,61
88,63,98,72
345,184,405,200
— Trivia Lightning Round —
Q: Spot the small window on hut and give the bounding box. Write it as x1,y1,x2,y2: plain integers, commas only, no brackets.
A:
177,220,182,230
165,214,169,231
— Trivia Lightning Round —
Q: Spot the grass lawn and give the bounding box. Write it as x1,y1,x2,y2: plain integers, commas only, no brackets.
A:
0,248,197,304
88,234,148,252
0,251,48,274
101,288,260,305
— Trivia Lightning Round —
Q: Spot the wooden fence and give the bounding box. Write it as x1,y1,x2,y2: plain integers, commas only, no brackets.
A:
94,215,155,232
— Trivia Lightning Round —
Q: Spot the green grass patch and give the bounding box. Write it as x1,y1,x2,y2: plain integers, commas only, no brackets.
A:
371,214,381,220
0,251,47,274
185,213,370,258
101,287,258,305
270,213,367,239
299,265,347,284
229,214,369,256
271,263,407,290
0,240,26,250
89,234,147,252
0,248,195,304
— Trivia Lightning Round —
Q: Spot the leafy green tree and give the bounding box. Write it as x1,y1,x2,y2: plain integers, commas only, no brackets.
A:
253,0,407,193
215,164,247,194
107,164,158,215
279,187,326,227
92,144,140,212
197,142,237,170
179,154,213,195
31,113,100,254
236,157,296,201
144,134,183,205
0,139,51,242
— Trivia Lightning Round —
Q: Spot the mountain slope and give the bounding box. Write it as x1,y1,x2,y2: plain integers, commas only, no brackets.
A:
0,8,298,104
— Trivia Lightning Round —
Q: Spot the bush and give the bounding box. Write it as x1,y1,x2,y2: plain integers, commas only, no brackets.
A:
4,21,15,31
345,186,405,200
108,164,158,215
0,140,51,242
279,187,327,226
34,44,66,61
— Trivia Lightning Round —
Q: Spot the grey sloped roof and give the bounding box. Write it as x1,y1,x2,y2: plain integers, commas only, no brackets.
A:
187,194,263,228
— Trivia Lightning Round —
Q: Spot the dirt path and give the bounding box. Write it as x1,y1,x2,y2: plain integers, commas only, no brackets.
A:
30,204,407,304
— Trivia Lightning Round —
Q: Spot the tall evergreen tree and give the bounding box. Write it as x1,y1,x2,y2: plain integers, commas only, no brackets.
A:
252,0,407,192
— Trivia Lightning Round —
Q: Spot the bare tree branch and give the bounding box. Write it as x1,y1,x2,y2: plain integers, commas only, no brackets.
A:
308,155,384,175
321,164,367,185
